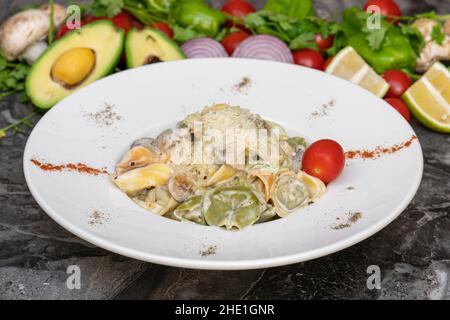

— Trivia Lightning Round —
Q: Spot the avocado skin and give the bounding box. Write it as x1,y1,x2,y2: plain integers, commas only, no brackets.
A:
26,20,125,110
125,28,185,69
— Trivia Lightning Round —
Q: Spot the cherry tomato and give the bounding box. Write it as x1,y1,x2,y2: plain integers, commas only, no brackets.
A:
82,15,105,24
323,56,334,70
315,34,334,51
150,21,174,38
302,140,346,184
222,0,256,19
56,15,103,38
56,24,72,38
221,31,250,55
384,98,411,122
111,12,134,32
382,70,412,98
363,0,402,18
293,49,325,70
131,19,144,30
57,12,139,38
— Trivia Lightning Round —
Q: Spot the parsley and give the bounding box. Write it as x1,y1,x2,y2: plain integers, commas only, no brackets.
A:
361,18,392,51
0,111,38,140
244,13,266,29
289,32,316,50
172,25,206,43
400,24,425,56
326,30,347,56
91,0,124,18
431,23,445,45
363,27,388,51
244,11,335,51
0,55,30,102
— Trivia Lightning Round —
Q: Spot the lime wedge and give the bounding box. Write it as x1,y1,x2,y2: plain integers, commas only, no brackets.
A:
403,62,450,133
326,46,390,98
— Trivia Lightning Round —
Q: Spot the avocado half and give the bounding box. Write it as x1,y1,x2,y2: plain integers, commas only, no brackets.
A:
125,28,185,68
26,20,125,109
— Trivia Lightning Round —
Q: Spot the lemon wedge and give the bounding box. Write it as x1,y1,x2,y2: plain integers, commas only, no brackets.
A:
326,46,390,98
403,62,450,133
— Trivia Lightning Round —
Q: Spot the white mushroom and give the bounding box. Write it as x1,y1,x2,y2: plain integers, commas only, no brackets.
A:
0,4,66,63
413,19,450,72
444,19,450,36
168,173,196,202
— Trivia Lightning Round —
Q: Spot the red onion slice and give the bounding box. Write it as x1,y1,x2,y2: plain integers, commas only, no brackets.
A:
232,35,294,64
181,38,228,59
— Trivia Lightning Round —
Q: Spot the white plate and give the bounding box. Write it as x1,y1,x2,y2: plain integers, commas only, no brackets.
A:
24,59,423,270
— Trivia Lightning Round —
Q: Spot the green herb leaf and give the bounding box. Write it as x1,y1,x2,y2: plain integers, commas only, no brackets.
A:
0,55,30,102
0,111,38,139
172,25,206,43
91,0,124,18
363,26,388,51
414,11,437,20
264,0,315,20
326,30,347,56
361,17,391,51
400,24,425,56
431,23,445,45
244,13,267,29
289,32,316,50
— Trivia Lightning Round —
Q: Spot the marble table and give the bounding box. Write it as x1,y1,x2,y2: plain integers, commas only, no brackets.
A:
0,0,449,300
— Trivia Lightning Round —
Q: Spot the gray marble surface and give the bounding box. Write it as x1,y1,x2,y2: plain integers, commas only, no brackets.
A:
0,0,449,300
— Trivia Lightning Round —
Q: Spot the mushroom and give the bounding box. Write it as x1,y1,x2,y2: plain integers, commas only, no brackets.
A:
445,19,450,35
0,4,66,64
413,19,450,72
168,173,196,202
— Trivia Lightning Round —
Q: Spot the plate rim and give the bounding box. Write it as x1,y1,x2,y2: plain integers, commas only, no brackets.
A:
23,58,424,270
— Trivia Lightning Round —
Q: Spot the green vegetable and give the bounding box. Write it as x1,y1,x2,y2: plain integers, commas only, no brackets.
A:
395,11,450,22
286,136,307,148
431,23,445,45
142,0,173,13
0,55,30,102
89,0,170,25
341,7,418,73
91,0,125,17
173,195,205,225
48,0,55,45
204,186,265,230
244,11,334,51
326,24,347,56
399,24,426,56
172,25,206,43
170,0,226,38
0,111,38,139
264,0,315,20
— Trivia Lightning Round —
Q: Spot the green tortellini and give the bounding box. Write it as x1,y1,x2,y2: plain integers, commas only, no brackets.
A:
203,186,266,230
173,196,206,225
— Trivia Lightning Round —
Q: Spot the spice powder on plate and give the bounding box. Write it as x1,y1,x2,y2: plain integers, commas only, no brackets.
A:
30,158,109,176
345,135,417,160
83,103,123,127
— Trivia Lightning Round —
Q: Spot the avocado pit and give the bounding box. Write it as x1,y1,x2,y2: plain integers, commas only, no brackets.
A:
144,55,163,65
51,47,96,88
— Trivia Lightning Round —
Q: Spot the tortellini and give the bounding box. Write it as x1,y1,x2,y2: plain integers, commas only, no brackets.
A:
113,104,327,230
